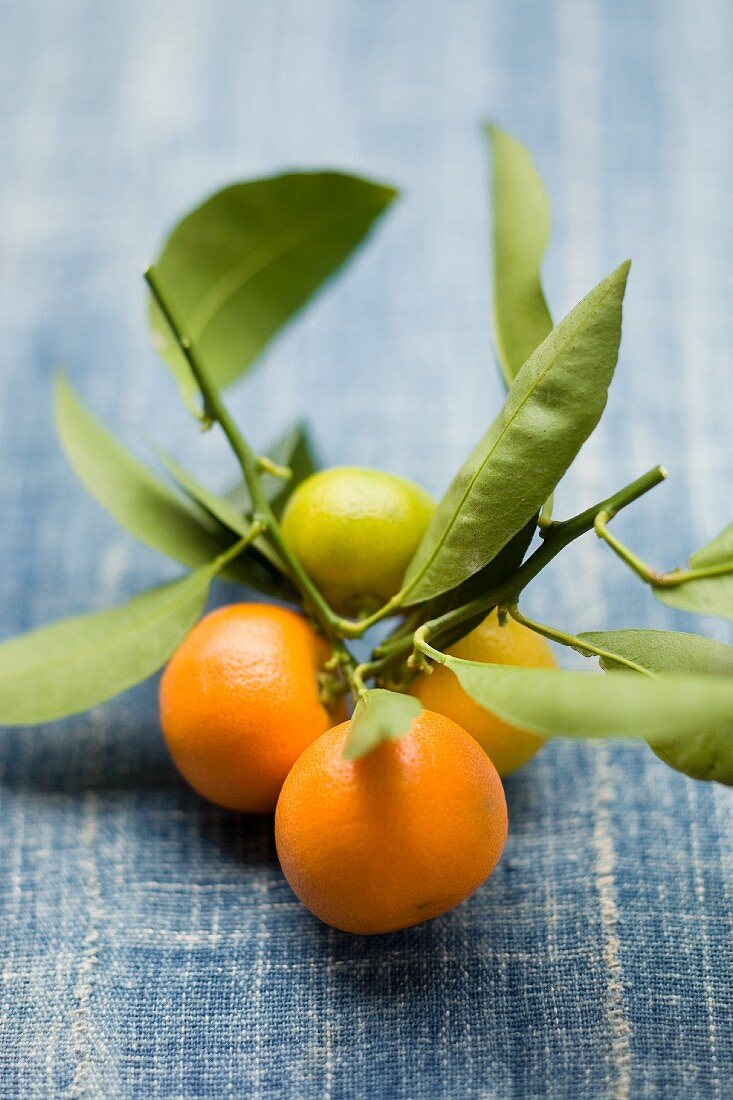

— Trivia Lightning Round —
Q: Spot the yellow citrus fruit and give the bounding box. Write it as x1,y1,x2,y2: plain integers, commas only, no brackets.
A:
159,603,344,812
280,467,434,615
410,609,556,776
275,710,508,934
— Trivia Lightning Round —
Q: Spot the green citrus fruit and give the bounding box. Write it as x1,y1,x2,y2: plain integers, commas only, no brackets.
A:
281,466,434,614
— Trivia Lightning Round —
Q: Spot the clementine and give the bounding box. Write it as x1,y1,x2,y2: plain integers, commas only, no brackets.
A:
160,603,341,812
275,709,507,934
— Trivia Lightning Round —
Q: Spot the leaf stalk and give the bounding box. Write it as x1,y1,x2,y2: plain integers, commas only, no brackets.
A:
506,605,653,676
595,510,733,589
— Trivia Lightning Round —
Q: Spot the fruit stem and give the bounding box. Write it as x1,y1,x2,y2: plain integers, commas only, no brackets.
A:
660,562,733,585
321,639,364,705
411,626,447,667
351,654,393,690
144,266,345,643
350,664,370,702
333,595,404,639
505,605,654,676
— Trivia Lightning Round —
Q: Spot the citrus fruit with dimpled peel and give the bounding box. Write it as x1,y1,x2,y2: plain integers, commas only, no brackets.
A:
280,466,434,615
410,608,556,776
159,603,344,812
275,709,507,934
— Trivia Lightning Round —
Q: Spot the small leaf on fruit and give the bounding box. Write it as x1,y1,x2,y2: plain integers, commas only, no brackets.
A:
343,689,422,761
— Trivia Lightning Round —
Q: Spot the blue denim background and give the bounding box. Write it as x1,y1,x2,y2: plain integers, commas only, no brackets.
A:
1,1,732,1097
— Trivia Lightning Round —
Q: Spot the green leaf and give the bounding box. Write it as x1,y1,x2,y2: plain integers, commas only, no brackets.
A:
342,689,422,761
580,628,733,784
149,172,397,404
439,652,733,746
153,448,294,596
0,564,218,725
487,125,553,385
402,262,630,603
691,522,733,568
154,419,319,591
655,523,733,621
156,449,250,536
54,376,257,587
55,376,225,561
442,515,537,610
579,628,733,676
426,517,538,650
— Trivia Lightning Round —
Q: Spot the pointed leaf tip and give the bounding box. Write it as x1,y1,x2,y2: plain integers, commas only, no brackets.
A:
488,124,553,387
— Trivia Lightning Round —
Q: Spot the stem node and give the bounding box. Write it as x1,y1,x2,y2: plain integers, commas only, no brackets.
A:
256,456,292,480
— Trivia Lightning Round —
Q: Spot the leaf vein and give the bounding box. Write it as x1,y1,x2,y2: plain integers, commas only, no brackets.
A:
188,201,389,341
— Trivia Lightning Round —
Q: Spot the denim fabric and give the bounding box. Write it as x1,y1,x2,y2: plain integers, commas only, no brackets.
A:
0,1,732,1097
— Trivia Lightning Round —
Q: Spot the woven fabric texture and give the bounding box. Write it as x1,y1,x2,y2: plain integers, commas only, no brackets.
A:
0,1,732,1097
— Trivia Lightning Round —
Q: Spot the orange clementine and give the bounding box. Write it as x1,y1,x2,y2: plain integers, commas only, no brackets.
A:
275,709,507,934
410,609,556,776
159,603,342,812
